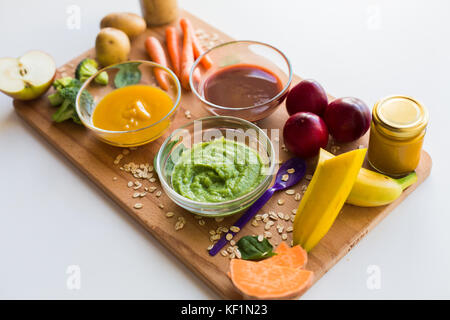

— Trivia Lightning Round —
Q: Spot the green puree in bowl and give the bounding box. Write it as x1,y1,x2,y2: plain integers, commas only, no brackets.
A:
171,137,265,202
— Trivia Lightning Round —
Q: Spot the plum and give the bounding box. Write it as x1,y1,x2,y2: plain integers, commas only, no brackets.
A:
286,79,328,116
324,97,371,143
283,112,329,158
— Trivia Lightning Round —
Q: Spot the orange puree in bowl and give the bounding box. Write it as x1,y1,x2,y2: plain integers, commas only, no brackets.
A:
92,85,173,132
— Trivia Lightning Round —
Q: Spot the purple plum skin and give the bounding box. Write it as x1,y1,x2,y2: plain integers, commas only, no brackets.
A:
324,97,371,143
283,112,329,159
286,79,328,116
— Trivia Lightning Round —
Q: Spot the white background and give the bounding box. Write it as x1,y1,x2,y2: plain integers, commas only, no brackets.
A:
0,0,449,299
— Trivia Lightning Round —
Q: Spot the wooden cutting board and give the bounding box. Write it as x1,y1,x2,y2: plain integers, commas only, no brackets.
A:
13,10,431,299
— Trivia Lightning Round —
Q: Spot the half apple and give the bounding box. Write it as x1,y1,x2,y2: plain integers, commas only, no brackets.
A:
0,51,56,100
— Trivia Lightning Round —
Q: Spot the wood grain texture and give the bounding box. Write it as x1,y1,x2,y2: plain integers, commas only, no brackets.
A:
13,10,432,299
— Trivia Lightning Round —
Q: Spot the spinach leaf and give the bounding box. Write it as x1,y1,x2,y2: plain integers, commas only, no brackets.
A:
237,235,277,261
114,62,142,88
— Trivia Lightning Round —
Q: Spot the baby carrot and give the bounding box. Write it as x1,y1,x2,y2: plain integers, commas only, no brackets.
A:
165,27,181,78
180,18,213,70
145,36,170,91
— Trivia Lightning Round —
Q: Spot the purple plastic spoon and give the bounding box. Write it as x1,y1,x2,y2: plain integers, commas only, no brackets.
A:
209,157,307,256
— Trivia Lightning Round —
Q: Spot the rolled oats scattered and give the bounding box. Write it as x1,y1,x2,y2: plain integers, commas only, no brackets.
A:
133,203,143,209
230,240,236,246
264,231,272,238
133,183,142,190
269,211,278,220
165,211,174,218
283,214,290,221
235,248,242,259
112,177,118,181
227,246,234,253
175,217,185,230
122,149,130,156
215,217,224,222
305,174,313,181
148,187,157,193
281,174,289,181
230,226,240,233
158,203,164,209
127,181,134,188
277,199,285,206
281,233,288,240
257,234,264,242
221,250,228,257
255,214,262,221
251,220,259,227
285,189,295,195
294,193,301,201
132,192,140,198
207,244,214,251
149,178,156,183
286,226,293,232
226,233,233,241
156,191,162,197
229,252,236,259
198,219,205,226
277,225,284,234
277,212,284,219
287,168,295,174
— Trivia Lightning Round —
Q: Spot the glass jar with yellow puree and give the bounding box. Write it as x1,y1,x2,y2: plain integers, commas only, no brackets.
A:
368,95,428,177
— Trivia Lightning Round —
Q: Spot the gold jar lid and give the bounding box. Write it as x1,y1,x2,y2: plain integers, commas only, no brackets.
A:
372,95,428,139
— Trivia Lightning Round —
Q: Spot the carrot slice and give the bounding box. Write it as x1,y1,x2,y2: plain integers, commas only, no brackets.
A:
180,18,213,70
230,259,314,299
165,27,181,78
144,36,170,90
260,244,308,269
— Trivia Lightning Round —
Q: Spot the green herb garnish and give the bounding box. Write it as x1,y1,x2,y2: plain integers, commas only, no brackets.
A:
237,235,277,261
114,62,142,88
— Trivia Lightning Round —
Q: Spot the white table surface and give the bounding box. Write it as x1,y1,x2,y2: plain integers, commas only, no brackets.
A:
0,0,449,299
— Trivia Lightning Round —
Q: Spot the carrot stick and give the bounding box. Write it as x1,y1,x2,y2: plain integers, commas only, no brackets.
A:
165,27,181,78
180,18,213,69
180,20,195,90
145,36,170,90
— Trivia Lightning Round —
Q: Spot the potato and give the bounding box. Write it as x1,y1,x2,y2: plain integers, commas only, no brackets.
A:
100,12,146,38
95,27,131,67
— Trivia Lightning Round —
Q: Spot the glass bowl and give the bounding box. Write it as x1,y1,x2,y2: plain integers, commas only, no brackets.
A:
75,60,181,147
155,116,276,217
189,40,292,122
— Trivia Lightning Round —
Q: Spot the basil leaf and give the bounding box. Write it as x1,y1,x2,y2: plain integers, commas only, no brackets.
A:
114,62,142,88
237,235,277,261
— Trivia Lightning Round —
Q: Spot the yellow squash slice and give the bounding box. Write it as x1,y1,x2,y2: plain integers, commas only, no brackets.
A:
293,148,367,251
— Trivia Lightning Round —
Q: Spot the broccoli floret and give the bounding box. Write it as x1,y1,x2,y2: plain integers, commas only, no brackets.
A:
48,92,64,106
52,77,75,90
94,70,109,85
48,76,92,125
75,58,108,85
